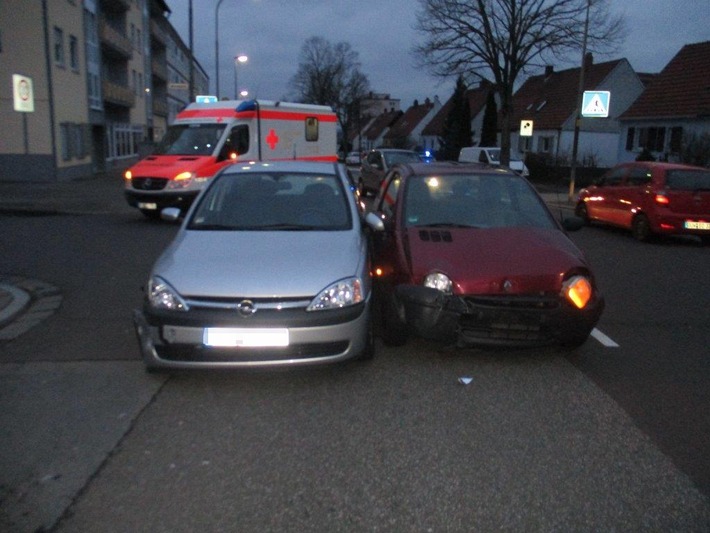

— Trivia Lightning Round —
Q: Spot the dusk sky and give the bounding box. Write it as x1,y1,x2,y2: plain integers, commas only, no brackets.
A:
166,0,709,106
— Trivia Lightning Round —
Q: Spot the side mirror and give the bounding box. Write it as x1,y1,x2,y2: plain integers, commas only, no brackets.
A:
561,216,584,232
365,212,385,232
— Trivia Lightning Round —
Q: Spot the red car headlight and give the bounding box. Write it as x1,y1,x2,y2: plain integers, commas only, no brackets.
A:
562,275,593,309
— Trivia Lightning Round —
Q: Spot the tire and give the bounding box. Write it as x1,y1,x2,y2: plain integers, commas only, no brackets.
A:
379,291,408,347
631,213,653,242
574,202,589,224
358,313,375,361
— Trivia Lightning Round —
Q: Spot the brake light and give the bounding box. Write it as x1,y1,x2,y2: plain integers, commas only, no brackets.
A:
654,194,669,205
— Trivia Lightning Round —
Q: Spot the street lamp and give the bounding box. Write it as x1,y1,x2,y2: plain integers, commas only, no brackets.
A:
234,54,248,99
214,0,227,98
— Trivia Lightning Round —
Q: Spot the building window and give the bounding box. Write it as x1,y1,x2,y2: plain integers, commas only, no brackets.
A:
54,27,65,67
136,28,141,54
537,136,554,153
670,127,683,153
639,127,666,152
69,35,79,71
625,127,635,151
518,136,532,152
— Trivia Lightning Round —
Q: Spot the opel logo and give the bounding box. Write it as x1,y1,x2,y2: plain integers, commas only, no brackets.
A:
237,299,256,317
144,178,152,189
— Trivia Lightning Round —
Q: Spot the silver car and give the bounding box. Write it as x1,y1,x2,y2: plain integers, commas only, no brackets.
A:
133,161,374,370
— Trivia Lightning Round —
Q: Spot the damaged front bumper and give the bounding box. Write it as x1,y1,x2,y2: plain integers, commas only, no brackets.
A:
394,285,604,348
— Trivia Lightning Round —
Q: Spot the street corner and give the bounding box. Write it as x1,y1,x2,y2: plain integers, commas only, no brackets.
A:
0,276,62,342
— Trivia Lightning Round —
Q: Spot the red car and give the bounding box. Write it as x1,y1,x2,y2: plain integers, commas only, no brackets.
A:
575,161,710,243
365,162,604,348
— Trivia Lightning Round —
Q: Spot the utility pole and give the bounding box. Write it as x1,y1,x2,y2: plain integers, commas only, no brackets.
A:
188,0,194,101
568,0,591,202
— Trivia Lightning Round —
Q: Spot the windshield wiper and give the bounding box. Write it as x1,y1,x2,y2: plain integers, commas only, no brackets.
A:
189,223,237,231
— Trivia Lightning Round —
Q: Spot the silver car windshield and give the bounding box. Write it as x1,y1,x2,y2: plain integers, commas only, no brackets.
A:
188,172,353,231
403,173,556,229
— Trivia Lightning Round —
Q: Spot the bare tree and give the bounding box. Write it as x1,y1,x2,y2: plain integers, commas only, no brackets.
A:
413,0,624,165
290,37,370,154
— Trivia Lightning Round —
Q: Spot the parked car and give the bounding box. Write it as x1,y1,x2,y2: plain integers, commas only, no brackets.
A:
345,151,362,166
458,146,530,177
358,148,422,197
365,162,604,348
133,161,374,371
575,161,710,243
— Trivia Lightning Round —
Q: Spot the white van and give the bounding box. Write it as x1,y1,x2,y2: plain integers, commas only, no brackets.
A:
458,146,530,177
124,99,337,217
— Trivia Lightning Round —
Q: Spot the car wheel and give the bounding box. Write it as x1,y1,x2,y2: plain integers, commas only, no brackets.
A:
631,213,653,242
358,313,375,361
574,203,589,224
379,291,408,346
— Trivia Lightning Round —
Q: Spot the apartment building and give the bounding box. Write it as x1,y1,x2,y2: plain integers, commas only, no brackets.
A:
0,0,207,183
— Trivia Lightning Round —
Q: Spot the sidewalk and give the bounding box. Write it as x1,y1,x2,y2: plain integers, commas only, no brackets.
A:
0,169,130,338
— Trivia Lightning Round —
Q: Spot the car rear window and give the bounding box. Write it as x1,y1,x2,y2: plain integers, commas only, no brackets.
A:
188,172,352,231
403,173,556,229
665,169,710,191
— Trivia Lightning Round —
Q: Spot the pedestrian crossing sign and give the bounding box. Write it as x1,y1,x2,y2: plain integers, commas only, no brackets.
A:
582,91,610,118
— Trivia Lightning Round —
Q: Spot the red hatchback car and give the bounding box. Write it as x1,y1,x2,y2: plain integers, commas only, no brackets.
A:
575,161,710,243
365,162,604,349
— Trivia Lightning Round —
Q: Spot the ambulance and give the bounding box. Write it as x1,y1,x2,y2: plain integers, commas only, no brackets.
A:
124,98,338,217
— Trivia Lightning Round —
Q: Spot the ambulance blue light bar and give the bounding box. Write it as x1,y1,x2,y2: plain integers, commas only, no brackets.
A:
195,95,218,104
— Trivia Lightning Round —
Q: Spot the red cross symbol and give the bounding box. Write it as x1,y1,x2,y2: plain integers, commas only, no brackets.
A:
265,129,280,150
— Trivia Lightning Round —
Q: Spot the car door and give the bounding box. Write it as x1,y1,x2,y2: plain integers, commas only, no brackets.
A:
361,151,385,193
370,170,408,292
589,166,628,225
616,165,653,228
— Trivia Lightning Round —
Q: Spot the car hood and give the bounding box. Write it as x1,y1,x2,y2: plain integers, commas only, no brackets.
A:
153,229,365,298
405,226,587,294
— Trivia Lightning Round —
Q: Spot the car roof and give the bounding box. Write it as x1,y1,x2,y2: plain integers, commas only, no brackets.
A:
618,161,709,171
398,161,518,176
220,160,340,175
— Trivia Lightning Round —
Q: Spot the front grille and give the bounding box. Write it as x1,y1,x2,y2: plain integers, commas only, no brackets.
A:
132,177,168,191
457,294,560,345
157,342,349,362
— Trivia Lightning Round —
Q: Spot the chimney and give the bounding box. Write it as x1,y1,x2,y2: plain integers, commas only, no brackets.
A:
584,52,593,71
545,65,554,77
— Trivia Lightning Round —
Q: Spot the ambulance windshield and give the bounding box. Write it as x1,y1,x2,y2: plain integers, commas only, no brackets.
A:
153,123,227,156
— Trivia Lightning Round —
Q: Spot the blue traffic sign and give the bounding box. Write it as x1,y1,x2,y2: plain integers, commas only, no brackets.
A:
582,91,610,118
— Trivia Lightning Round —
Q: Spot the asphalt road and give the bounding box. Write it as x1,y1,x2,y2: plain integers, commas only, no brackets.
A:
1,203,709,531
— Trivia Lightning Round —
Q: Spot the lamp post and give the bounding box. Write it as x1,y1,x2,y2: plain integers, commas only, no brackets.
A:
568,0,591,202
234,54,248,99
214,0,227,98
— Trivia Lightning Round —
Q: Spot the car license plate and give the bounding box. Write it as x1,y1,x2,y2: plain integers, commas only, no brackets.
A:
684,220,710,230
203,328,289,347
138,202,158,210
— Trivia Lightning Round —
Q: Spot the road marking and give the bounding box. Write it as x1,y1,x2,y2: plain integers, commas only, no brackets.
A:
591,328,619,348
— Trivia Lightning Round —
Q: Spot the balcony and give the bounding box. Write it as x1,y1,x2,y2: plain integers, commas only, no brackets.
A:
150,19,168,47
152,59,168,81
100,0,130,14
153,98,169,117
102,80,135,108
99,20,133,59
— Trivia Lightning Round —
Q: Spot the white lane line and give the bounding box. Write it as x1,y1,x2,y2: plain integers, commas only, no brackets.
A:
591,328,619,348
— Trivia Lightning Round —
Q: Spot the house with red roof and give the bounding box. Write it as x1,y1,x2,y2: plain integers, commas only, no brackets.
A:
617,41,710,164
421,80,496,157
509,54,645,168
382,98,441,150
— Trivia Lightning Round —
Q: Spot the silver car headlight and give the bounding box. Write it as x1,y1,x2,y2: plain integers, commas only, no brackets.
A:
423,272,452,293
307,277,363,311
147,276,189,311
